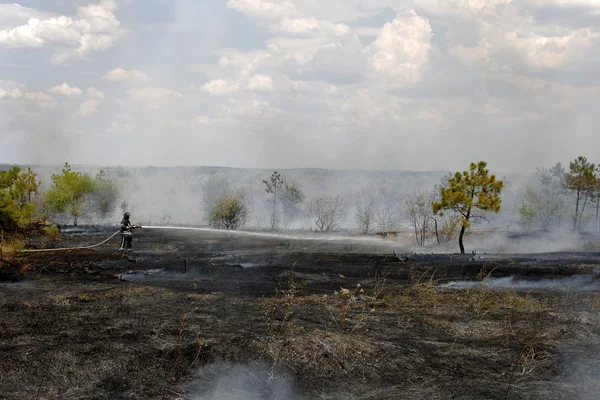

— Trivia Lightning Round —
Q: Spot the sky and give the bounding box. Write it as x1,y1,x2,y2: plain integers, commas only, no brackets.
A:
0,0,599,172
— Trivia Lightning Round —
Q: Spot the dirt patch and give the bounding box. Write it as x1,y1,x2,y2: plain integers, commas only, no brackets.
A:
2,228,600,399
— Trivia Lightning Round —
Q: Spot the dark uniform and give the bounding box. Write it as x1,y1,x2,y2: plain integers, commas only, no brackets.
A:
119,212,135,251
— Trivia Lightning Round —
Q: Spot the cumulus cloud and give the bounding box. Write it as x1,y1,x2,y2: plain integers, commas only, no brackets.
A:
76,87,105,117
0,81,55,107
85,87,105,99
201,79,241,95
272,17,349,37
368,10,433,85
246,74,275,92
226,0,297,20
104,68,149,83
295,35,368,84
77,99,100,117
2,0,600,172
0,0,124,64
49,83,83,96
127,87,183,108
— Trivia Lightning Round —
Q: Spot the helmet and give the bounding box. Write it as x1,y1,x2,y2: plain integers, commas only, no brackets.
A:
124,212,131,219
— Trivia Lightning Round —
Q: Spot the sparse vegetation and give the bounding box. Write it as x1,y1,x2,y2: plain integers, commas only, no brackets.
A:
280,180,305,231
210,191,249,230
432,161,504,254
519,164,567,231
43,163,96,226
564,156,597,232
355,189,376,234
308,194,346,232
263,171,284,230
404,190,435,247
0,166,39,231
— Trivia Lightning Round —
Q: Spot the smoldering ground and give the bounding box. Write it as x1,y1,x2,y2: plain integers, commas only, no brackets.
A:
5,226,600,399
182,362,301,400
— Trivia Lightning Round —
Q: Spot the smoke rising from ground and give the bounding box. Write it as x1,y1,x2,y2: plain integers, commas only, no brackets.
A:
182,362,301,400
20,164,600,255
443,273,600,292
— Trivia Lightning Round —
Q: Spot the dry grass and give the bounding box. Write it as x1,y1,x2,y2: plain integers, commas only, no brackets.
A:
96,286,174,300
185,293,218,301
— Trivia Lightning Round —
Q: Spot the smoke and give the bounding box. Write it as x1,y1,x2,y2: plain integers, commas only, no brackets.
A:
182,362,301,400
560,348,600,400
443,271,600,292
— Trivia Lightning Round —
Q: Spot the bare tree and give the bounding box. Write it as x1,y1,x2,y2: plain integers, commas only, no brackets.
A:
404,190,434,247
355,189,376,234
263,171,284,231
280,180,305,231
308,195,346,232
375,191,400,232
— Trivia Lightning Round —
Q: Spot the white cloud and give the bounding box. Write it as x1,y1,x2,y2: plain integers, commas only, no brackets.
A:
104,68,149,83
127,87,183,108
77,99,100,117
85,87,105,99
272,17,349,37
0,88,23,101
453,21,599,71
76,87,104,117
226,0,297,20
0,4,56,27
246,74,275,92
223,97,273,118
368,10,433,85
0,0,124,64
296,35,368,84
0,81,55,107
49,83,83,96
201,79,241,95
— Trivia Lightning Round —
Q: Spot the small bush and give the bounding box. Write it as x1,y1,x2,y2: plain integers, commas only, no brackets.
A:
55,295,70,306
43,225,60,241
210,192,249,230
78,294,91,302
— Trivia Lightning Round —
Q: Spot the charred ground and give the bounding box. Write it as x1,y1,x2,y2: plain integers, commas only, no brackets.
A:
2,228,600,399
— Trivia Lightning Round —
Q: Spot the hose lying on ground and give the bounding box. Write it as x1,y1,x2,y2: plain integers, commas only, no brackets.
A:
16,230,122,253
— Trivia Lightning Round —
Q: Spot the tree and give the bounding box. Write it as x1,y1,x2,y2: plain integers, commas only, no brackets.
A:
44,163,95,226
518,164,567,231
308,195,346,232
89,170,119,220
593,165,600,233
404,190,434,247
280,180,305,230
201,175,230,220
518,204,538,231
375,189,400,232
0,166,38,231
14,167,40,206
564,156,596,232
263,171,284,230
210,192,249,230
355,189,376,234
432,161,504,254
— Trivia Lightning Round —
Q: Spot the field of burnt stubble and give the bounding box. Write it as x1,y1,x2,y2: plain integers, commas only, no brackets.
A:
2,227,600,400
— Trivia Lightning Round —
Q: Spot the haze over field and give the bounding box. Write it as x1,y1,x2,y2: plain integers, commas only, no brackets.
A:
1,0,599,172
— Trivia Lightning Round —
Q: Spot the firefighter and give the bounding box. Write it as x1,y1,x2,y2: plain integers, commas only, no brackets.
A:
119,212,137,252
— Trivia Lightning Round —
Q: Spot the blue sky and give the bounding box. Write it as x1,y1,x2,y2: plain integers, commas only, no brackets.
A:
1,0,600,172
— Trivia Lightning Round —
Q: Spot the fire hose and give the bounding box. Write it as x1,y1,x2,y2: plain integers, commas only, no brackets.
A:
16,226,141,253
